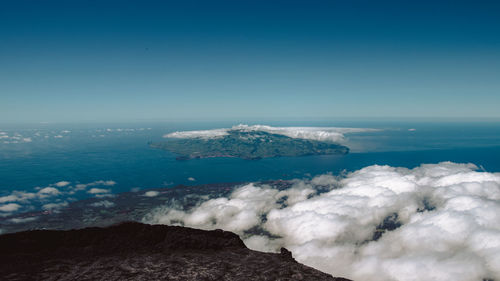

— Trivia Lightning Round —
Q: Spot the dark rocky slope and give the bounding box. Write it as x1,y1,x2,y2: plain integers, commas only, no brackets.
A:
0,222,350,281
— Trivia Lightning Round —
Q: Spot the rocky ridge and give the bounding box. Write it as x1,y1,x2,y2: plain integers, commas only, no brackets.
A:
0,221,351,281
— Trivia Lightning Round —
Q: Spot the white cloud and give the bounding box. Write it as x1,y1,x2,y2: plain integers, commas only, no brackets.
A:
90,200,115,208
55,181,70,187
0,180,116,214
72,180,116,191
143,162,500,281
0,133,33,143
9,217,37,223
0,194,25,204
164,124,378,143
37,187,60,197
310,173,337,186
0,203,22,212
104,128,138,133
88,188,111,194
74,184,87,190
145,183,288,233
233,124,379,143
42,202,68,210
0,191,36,203
94,193,114,198
165,128,230,139
144,191,160,197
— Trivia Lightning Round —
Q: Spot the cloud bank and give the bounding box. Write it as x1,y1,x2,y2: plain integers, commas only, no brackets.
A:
164,124,378,143
143,162,500,281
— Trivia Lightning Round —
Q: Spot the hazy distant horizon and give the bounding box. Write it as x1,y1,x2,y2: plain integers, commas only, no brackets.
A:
2,116,500,126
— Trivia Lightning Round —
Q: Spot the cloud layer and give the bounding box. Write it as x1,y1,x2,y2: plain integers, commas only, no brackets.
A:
143,162,500,281
164,124,378,143
0,180,116,215
0,127,153,144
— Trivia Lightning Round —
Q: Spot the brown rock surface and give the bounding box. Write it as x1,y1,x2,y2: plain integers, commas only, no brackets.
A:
0,222,351,281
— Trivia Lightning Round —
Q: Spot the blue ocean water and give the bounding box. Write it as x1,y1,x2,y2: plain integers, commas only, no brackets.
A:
1,121,499,200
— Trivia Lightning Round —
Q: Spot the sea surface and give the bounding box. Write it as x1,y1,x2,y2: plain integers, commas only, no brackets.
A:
1,120,499,201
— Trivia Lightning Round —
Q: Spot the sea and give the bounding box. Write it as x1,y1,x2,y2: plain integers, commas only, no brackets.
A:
1,120,500,201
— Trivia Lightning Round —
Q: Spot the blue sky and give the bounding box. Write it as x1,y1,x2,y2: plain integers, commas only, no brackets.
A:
1,0,499,123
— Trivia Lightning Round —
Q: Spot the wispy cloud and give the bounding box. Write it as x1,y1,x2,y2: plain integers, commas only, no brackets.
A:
90,200,115,208
42,202,68,211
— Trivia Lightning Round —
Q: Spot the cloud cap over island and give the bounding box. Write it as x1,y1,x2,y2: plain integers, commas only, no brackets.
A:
164,124,379,143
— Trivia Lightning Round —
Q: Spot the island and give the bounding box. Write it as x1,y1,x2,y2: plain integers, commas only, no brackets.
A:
150,130,349,160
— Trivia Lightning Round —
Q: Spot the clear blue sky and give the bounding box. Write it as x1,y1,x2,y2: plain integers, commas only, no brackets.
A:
1,0,499,123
